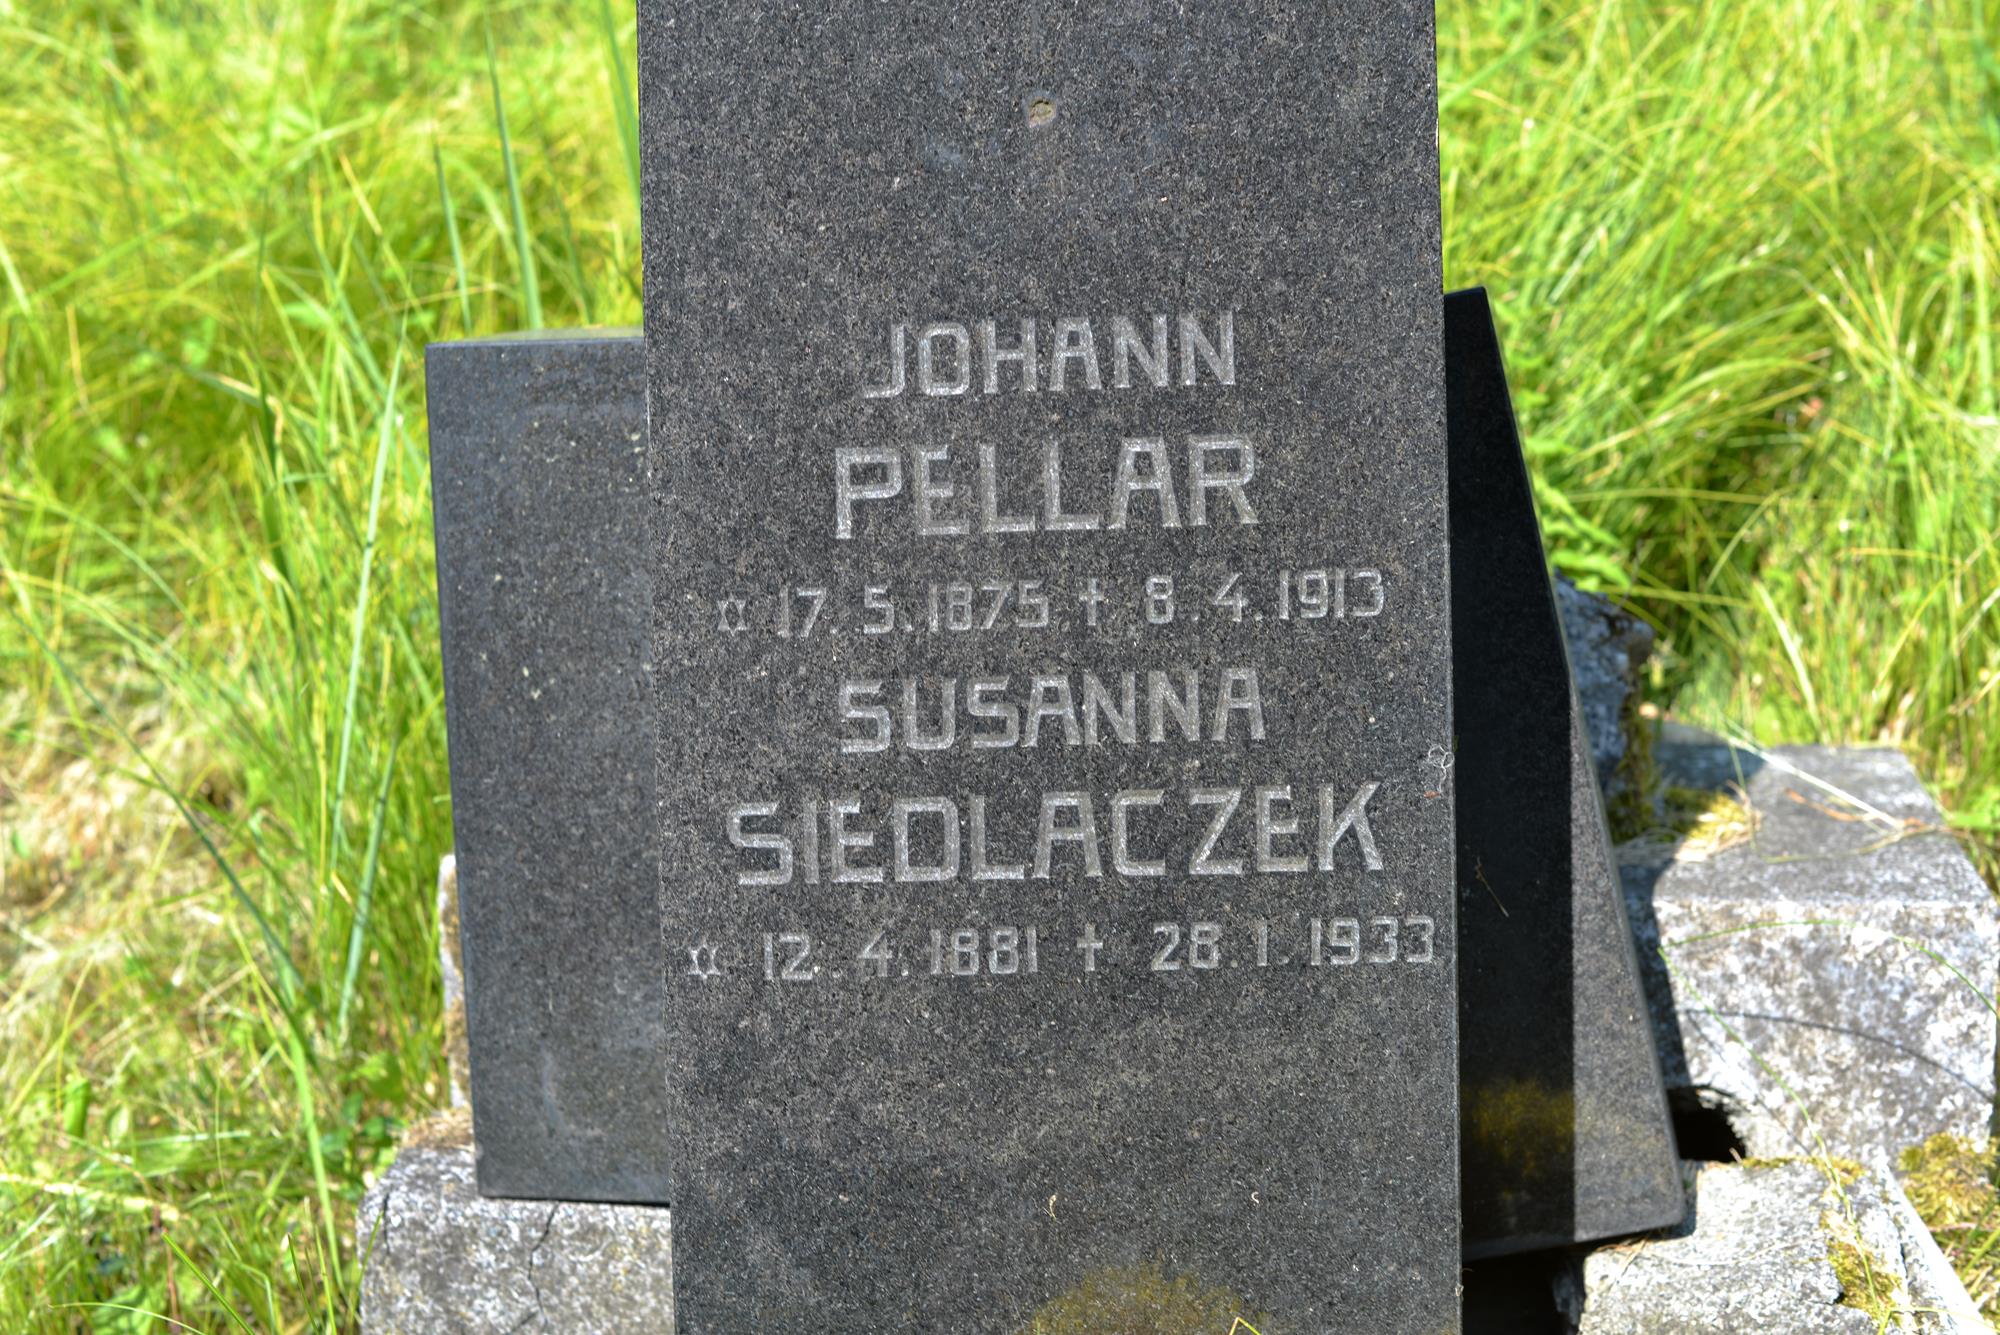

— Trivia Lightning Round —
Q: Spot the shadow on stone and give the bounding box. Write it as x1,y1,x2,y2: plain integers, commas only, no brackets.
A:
1667,1086,1751,1163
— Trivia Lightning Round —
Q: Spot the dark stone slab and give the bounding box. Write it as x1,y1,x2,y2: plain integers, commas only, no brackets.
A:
425,331,669,1203
1445,289,1684,1258
418,315,1678,1269
641,7,1458,1332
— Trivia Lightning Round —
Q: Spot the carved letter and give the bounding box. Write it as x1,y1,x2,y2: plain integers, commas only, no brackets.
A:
861,323,906,399
917,322,972,396
1318,782,1384,871
834,446,903,539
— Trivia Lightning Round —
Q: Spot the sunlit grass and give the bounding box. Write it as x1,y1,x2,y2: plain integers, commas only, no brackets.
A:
1441,0,2000,871
0,0,1993,1328
0,2,637,1328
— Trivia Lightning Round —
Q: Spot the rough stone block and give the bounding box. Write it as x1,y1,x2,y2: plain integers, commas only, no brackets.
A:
1553,575,1654,814
1622,734,1999,1162
436,855,468,1110
1556,1158,1986,1333
357,1126,674,1335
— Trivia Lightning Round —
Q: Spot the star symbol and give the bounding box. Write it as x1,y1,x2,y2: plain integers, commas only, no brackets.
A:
715,597,749,634
685,937,722,981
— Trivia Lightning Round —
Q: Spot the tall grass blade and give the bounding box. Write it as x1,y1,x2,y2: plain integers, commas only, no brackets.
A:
435,140,473,334
161,1236,257,1335
486,23,542,330
330,323,404,859
4,599,304,1006
599,0,643,211
336,730,399,1045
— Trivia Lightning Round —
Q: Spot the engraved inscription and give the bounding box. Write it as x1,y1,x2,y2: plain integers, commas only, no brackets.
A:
724,782,1385,888
834,437,1258,540
680,301,1445,996
863,312,1236,400
685,913,1439,986
697,570,1388,638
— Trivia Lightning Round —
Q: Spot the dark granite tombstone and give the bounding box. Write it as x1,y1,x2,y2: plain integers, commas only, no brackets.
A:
641,5,1458,1332
1445,289,1683,1258
425,330,669,1203
422,306,1683,1268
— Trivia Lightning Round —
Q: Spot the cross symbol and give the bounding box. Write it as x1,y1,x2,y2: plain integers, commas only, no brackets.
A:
1075,922,1105,973
1076,578,1108,628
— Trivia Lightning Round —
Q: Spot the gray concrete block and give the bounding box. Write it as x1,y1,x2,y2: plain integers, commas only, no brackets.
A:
357,1130,673,1334
1622,735,1999,1162
1557,1158,1986,1333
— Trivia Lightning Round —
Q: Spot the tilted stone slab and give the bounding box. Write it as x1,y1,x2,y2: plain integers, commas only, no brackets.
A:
1447,288,1683,1259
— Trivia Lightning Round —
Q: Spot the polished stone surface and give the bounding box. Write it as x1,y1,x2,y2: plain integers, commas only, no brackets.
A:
1623,734,1999,1163
1446,289,1684,1258
422,316,1674,1266
426,331,669,1203
640,6,1458,1331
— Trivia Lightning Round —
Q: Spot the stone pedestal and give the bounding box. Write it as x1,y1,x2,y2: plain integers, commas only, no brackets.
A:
1622,734,1999,1163
356,1121,673,1334
1557,1158,1984,1333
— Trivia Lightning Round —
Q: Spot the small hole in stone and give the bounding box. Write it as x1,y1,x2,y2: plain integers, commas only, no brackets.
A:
1669,1087,1749,1162
1026,96,1057,128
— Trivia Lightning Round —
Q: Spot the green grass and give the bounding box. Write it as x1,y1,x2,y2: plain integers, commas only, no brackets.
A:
0,0,1993,1329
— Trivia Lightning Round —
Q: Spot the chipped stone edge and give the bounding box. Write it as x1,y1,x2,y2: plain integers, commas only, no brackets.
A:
438,853,470,1110
1873,1155,1990,1334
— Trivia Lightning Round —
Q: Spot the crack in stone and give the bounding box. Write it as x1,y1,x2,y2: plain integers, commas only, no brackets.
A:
357,1179,392,1297
521,1202,560,1329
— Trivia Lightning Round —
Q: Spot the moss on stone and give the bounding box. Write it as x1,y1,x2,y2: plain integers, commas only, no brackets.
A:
1896,1133,2000,1320
1730,1154,1863,1187
1898,1132,1998,1229
1661,784,1757,855
1463,1078,1575,1185
1823,1223,1905,1325
1603,700,1658,843
1020,1263,1273,1335
402,1106,473,1150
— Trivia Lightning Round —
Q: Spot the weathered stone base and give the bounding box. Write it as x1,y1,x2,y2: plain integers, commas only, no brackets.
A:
357,1124,672,1334
1622,734,1999,1163
356,1136,1990,1332
1557,1158,1985,1333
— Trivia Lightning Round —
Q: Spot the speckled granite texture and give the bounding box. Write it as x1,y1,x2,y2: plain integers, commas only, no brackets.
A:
357,1137,673,1334
1557,1158,1986,1333
426,332,669,1204
641,4,1458,1330
1553,576,1653,808
1623,735,1999,1162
